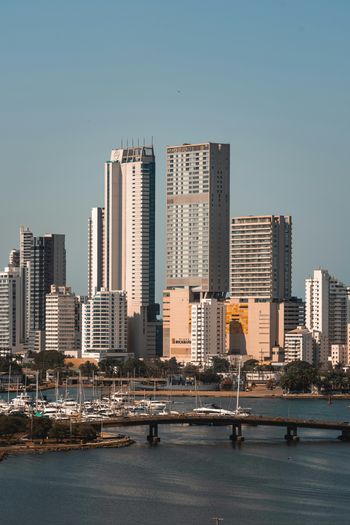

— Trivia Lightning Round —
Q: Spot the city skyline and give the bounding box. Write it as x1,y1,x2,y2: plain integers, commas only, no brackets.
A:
1,1,349,302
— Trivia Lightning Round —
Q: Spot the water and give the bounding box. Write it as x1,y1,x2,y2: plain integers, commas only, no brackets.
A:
1,396,350,525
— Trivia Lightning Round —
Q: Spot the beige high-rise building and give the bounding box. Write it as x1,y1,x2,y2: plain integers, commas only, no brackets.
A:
230,215,292,301
162,288,192,362
104,146,158,357
163,142,230,361
45,286,76,353
166,142,230,292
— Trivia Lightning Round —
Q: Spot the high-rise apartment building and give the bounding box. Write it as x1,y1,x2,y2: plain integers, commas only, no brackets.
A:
305,268,350,363
0,267,24,356
163,142,230,361
30,234,66,351
82,289,128,361
104,146,158,357
166,142,230,293
230,215,292,301
20,226,33,268
45,286,76,353
8,249,20,268
88,207,105,298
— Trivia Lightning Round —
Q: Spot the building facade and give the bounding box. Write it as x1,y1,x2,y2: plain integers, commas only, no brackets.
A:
104,146,158,357
30,234,66,351
191,299,225,364
45,286,76,353
88,207,105,298
163,142,230,360
0,267,24,355
230,215,292,301
82,289,128,361
284,327,313,365
166,142,230,292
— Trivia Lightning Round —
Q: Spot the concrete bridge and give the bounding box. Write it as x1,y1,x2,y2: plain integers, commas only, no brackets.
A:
91,413,350,444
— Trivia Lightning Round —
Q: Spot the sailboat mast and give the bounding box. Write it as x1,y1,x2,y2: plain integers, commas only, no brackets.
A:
236,359,241,412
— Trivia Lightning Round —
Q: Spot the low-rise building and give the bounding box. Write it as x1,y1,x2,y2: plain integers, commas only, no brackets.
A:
284,326,313,364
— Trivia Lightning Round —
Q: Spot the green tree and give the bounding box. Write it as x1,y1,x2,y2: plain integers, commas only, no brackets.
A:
33,350,65,373
242,359,259,372
0,356,23,375
27,416,52,439
0,415,27,438
211,356,230,374
280,361,319,393
79,361,99,378
196,369,220,384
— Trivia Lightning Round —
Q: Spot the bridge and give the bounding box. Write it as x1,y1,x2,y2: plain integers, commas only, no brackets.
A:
91,413,350,444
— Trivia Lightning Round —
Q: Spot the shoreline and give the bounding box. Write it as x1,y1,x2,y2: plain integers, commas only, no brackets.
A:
129,389,350,400
0,437,134,462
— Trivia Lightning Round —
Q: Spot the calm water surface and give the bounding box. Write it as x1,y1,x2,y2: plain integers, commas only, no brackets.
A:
1,396,350,525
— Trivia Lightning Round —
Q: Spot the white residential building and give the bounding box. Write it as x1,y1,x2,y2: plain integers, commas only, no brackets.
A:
305,269,350,362
191,299,225,364
45,286,76,353
284,326,313,365
88,207,105,298
230,215,292,301
82,289,128,361
0,267,24,356
330,344,348,367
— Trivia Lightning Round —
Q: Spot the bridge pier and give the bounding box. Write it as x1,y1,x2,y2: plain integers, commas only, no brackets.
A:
230,423,244,443
338,430,350,441
147,423,160,445
285,425,299,442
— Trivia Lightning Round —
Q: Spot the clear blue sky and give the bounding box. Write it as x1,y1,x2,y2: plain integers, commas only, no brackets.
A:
0,0,349,301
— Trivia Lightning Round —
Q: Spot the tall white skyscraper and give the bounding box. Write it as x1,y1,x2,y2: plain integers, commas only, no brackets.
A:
88,207,105,298
230,215,292,301
104,146,158,357
0,267,24,356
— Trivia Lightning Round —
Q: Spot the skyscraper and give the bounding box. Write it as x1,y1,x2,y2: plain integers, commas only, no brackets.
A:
30,234,66,351
305,268,350,362
166,142,230,293
88,207,105,298
0,267,24,356
163,142,230,362
8,249,20,268
104,146,158,357
230,215,292,301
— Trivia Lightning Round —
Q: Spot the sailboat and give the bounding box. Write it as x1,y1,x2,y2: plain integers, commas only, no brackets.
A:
232,359,251,417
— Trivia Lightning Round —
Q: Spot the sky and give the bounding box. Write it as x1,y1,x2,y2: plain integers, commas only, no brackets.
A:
0,0,349,302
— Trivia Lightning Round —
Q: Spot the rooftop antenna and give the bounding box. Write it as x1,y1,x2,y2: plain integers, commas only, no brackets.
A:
151,135,153,146
137,137,139,147
132,137,134,147
121,139,123,149
126,138,129,148
143,137,145,146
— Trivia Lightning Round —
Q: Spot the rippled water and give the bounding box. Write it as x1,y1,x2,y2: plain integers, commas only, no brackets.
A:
1,396,350,525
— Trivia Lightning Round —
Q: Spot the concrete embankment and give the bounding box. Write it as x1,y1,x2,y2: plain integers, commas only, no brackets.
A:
0,437,134,462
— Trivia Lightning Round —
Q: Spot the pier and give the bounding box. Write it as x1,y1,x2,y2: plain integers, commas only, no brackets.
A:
88,414,350,444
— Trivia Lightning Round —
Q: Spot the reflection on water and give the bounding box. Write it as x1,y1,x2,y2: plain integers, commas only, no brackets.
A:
1,397,350,525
